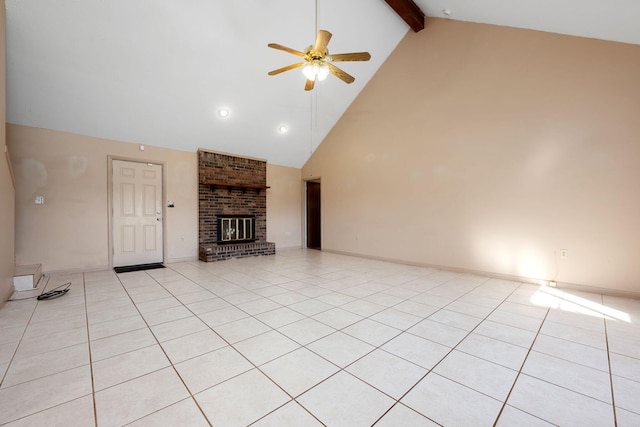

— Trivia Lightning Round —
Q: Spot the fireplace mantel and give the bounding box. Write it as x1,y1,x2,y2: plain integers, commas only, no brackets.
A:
203,180,270,193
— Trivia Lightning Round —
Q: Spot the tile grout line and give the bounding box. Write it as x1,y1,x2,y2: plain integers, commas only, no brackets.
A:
92,259,630,425
368,275,514,426
3,254,635,426
159,258,636,424
82,272,98,426
137,265,321,425
82,273,99,427
248,271,410,426
378,278,561,425
0,277,47,388
284,271,502,424
0,280,44,425
171,261,420,425
158,264,326,426
113,269,216,427
602,294,618,427
492,293,624,409
0,276,93,425
491,306,551,426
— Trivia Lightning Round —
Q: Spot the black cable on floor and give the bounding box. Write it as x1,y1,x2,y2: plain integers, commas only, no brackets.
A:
8,282,71,301
37,282,71,300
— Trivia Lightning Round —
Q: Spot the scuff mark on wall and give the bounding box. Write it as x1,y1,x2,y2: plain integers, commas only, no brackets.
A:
21,158,47,187
68,156,88,179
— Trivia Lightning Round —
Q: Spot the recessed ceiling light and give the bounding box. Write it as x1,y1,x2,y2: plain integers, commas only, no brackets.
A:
278,125,288,133
218,108,230,118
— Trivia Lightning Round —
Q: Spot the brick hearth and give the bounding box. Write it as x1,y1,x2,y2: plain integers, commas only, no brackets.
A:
199,241,276,262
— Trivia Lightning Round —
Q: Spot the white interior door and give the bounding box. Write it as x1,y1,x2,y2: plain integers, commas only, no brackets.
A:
112,160,163,267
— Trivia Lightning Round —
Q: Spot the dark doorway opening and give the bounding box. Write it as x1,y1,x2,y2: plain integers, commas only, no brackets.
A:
306,181,321,250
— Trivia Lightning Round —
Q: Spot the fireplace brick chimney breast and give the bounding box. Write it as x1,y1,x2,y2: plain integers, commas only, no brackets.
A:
198,150,275,261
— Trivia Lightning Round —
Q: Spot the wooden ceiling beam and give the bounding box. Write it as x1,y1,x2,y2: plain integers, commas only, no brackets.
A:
384,0,425,32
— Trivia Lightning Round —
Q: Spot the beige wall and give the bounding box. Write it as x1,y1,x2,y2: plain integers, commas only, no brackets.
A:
267,164,302,249
302,19,640,295
0,0,15,303
8,125,199,272
7,124,302,275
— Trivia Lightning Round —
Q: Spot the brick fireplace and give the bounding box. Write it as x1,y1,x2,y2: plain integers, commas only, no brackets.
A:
198,149,275,262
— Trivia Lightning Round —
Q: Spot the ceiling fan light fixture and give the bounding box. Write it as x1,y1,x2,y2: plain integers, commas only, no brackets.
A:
302,61,328,81
317,63,329,81
302,64,315,81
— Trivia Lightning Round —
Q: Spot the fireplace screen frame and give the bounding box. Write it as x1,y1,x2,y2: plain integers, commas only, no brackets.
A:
216,214,256,244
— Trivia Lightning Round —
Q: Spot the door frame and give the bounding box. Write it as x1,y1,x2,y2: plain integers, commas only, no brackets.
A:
107,156,168,269
304,178,321,250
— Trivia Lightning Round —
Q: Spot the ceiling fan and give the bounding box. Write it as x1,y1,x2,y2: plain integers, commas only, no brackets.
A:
268,29,371,91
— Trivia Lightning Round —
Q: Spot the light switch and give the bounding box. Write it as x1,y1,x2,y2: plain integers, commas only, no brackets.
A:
35,196,44,205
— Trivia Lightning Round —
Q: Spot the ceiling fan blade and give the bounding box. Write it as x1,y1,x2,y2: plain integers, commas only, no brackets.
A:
305,78,316,91
267,43,307,58
314,30,332,54
268,62,306,76
329,52,371,62
327,63,355,84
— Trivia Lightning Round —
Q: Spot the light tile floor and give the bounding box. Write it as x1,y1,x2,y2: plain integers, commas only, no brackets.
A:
0,250,639,426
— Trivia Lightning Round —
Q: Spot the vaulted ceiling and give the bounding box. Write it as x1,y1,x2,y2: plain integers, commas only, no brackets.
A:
5,1,640,167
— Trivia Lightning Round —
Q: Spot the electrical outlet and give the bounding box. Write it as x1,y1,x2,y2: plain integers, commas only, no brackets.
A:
560,249,568,258
549,281,557,287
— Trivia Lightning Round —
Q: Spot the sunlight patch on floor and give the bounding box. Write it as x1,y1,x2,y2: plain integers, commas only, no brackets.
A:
531,286,630,323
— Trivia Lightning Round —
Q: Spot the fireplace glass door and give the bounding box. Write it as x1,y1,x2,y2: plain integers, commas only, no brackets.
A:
217,215,255,244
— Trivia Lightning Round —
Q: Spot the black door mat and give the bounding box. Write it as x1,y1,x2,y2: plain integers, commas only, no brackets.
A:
114,263,166,274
